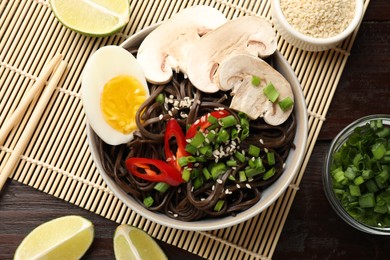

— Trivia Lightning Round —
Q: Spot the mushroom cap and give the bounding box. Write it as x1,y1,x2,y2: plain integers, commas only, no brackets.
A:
187,16,277,93
136,6,227,85
218,54,294,126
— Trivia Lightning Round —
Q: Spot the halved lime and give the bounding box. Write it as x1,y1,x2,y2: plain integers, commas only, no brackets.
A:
49,0,130,37
114,224,167,260
14,215,94,260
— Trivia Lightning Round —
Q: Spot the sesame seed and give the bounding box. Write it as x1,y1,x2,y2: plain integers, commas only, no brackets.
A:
159,114,163,120
283,163,286,169
236,184,241,189
191,186,194,192
212,185,215,191
259,139,264,144
225,189,230,194
246,183,252,189
217,179,223,184
168,110,173,116
173,213,178,218
264,148,269,153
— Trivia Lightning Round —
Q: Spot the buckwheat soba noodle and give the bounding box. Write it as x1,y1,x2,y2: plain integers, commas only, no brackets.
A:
94,52,296,221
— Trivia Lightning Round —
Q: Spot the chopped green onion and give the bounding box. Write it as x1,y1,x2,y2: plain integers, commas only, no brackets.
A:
182,168,191,182
263,167,275,180
210,162,227,180
231,128,238,140
199,145,212,157
178,156,196,167
154,182,170,193
206,131,216,143
344,166,357,180
220,115,238,128
354,176,365,185
214,200,225,212
349,185,361,197
263,82,279,102
245,167,261,178
234,151,246,163
185,144,197,155
226,160,237,167
365,179,378,193
217,129,230,143
376,169,389,184
267,152,275,165
155,93,165,104
332,168,345,183
193,177,203,190
207,115,218,125
202,167,212,180
252,75,261,86
248,145,260,157
371,142,386,160
190,132,206,148
359,193,376,208
278,97,294,111
143,196,154,208
239,171,247,182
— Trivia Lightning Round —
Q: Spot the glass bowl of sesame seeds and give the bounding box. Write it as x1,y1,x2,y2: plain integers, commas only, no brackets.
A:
271,0,364,52
86,23,308,231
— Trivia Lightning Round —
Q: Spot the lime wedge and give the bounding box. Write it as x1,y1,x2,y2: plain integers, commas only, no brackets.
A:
49,0,130,36
14,215,94,260
114,225,168,260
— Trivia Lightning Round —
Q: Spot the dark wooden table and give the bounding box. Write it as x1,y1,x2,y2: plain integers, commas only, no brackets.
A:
1,1,389,259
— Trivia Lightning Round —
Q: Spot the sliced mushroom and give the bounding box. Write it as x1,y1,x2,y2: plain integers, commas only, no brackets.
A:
187,16,277,93
137,6,227,84
218,54,294,126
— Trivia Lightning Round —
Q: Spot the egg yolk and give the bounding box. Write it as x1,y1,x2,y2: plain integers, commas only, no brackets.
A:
101,75,147,134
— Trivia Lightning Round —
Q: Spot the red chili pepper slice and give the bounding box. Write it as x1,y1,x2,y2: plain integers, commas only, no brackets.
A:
185,109,230,139
164,119,190,171
125,158,183,186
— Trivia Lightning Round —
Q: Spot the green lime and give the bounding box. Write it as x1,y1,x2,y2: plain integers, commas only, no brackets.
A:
14,215,94,260
114,224,167,260
49,0,130,37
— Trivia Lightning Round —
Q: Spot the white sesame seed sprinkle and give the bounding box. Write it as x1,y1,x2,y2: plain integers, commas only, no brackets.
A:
246,183,252,189
217,179,223,184
236,184,241,189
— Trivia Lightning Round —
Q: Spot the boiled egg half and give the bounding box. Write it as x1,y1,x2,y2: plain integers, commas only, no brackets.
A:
82,45,149,145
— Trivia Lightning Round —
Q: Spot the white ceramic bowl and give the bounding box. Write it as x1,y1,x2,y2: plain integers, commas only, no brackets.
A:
271,0,364,52
86,24,308,231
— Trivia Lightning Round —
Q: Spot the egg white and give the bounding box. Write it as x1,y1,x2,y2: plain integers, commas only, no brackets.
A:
81,45,149,146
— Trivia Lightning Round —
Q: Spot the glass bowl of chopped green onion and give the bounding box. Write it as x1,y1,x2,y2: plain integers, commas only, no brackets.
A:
323,114,390,235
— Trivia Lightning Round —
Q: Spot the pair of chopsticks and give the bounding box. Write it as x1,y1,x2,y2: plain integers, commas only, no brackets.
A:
0,54,67,191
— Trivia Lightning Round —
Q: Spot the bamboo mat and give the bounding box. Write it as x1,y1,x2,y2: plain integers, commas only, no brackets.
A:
0,0,369,259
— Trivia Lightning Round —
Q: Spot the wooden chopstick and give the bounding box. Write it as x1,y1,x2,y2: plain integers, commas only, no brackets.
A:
0,59,67,191
0,54,63,147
